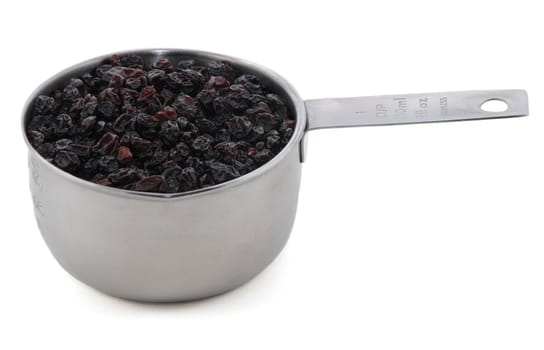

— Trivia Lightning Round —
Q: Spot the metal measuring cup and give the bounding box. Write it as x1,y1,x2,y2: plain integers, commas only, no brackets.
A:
22,49,529,302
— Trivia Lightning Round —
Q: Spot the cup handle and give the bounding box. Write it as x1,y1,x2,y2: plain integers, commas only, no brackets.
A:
300,89,529,161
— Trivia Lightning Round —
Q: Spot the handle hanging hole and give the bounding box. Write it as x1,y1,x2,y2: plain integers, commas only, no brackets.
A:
481,99,509,112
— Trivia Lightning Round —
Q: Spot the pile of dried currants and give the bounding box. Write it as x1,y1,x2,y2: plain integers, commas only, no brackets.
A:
26,54,295,193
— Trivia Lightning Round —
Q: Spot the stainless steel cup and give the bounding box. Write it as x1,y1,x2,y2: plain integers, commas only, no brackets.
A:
22,49,529,302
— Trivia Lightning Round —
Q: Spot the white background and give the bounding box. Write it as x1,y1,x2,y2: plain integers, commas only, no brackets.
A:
1,1,542,349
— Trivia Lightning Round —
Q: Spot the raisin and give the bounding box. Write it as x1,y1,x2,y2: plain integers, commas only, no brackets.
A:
81,95,98,117
158,120,180,144
138,86,158,104
192,135,213,151
167,70,205,94
80,116,97,134
160,178,180,193
144,148,168,168
147,69,166,85
54,151,80,171
172,94,204,120
108,73,124,88
97,155,119,173
204,76,231,90
153,58,174,71
119,55,144,69
109,168,141,185
176,60,193,69
125,76,147,90
54,139,73,151
28,130,45,147
266,130,282,149
95,64,113,78
112,113,134,133
207,160,240,182
180,167,198,188
117,146,133,165
177,116,188,130
34,95,55,114
225,116,252,139
206,61,235,81
195,118,217,133
63,86,80,101
98,101,118,119
254,113,278,132
162,165,182,179
95,120,110,135
153,106,177,121
131,175,164,192
224,85,250,111
170,142,191,163
254,149,273,163
98,88,121,105
93,132,119,155
266,93,288,119
69,143,92,157
196,89,218,111
93,174,112,187
80,159,98,179
234,74,263,94
37,142,56,159
48,114,73,138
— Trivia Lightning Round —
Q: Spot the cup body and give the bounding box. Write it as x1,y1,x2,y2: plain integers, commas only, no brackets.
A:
23,49,307,302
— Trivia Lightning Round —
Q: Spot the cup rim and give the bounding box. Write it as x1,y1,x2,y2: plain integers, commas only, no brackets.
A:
21,48,307,199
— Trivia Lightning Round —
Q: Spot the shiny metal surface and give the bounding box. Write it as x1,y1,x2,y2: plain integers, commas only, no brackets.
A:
302,90,528,161
28,146,301,302
22,49,530,302
305,90,528,130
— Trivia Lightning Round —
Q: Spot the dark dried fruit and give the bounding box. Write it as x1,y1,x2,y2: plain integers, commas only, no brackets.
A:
34,95,55,114
97,155,119,173
112,113,134,133
26,54,295,193
153,106,177,121
225,116,252,139
80,116,97,134
138,86,157,104
131,175,164,192
109,168,141,185
204,76,230,90
54,151,80,171
28,130,45,147
206,61,234,81
119,55,144,69
180,167,198,188
68,143,92,157
160,178,181,193
157,120,179,145
192,135,213,151
81,95,98,117
167,70,205,94
162,165,182,179
117,146,133,165
45,114,73,138
224,84,250,111
153,58,174,71
36,142,56,159
207,160,240,183
254,149,273,163
93,132,119,155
